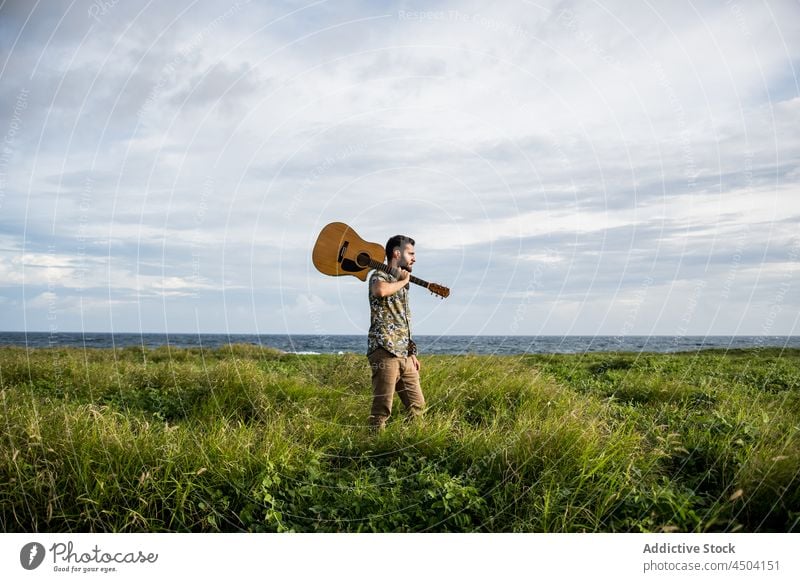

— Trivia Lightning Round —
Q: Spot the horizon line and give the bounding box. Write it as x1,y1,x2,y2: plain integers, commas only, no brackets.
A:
2,331,798,338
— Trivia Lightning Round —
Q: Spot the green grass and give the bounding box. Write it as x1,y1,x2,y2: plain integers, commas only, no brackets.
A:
1,344,798,532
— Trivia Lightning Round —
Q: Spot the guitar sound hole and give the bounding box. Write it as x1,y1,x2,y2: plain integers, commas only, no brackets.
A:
356,252,371,268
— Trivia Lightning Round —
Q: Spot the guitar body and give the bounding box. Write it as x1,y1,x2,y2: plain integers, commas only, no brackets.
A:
312,222,451,298
312,222,386,281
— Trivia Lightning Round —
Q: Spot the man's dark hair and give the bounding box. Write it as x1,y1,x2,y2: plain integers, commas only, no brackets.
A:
385,235,415,261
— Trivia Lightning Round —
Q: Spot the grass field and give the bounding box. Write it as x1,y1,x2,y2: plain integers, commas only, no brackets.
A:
1,344,798,532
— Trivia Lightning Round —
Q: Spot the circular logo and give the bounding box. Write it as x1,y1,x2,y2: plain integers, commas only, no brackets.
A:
20,542,46,570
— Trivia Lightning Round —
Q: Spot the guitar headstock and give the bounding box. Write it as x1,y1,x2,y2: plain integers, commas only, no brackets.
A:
428,283,450,299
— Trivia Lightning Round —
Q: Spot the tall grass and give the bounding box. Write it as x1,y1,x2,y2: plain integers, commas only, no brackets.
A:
1,345,798,532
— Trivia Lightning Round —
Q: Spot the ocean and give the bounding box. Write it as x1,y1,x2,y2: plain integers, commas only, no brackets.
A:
1,332,798,355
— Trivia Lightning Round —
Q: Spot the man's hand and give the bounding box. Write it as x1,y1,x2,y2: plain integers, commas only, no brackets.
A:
395,267,410,282
410,354,420,372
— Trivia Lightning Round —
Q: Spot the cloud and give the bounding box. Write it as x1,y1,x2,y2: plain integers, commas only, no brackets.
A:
27,291,58,310
277,293,337,329
2,0,798,334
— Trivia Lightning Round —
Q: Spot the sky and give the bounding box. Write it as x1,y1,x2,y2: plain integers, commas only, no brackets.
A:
0,0,798,337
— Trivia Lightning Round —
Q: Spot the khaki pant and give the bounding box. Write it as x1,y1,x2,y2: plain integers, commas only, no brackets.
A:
367,347,425,429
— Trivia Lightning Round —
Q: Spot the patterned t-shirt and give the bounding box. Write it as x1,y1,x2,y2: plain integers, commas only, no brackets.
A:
367,269,413,357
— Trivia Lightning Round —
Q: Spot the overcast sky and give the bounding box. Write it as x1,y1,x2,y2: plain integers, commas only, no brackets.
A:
1,0,798,337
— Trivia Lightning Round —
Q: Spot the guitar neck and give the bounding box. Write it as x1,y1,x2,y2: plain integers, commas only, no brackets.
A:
366,258,431,290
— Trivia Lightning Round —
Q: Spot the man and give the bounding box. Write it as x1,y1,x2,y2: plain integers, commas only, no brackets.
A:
366,234,425,431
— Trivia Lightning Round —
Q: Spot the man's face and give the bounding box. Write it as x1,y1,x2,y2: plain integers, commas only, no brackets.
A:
397,243,416,271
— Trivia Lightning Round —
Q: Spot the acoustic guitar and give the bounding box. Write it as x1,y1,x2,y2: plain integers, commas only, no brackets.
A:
312,222,450,299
